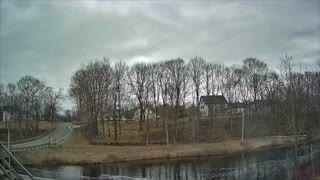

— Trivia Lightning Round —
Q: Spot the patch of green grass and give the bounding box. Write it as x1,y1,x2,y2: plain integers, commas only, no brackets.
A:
0,121,59,141
39,121,58,131
0,121,58,130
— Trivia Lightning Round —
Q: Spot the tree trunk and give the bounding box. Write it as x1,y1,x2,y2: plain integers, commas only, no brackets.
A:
146,118,150,145
118,92,121,134
102,119,105,136
164,105,170,157
230,116,233,134
107,121,111,138
155,105,158,127
139,101,144,131
192,116,195,142
113,94,118,140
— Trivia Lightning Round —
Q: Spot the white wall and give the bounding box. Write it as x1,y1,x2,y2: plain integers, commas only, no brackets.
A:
232,107,245,114
199,101,208,117
134,108,157,121
2,111,11,122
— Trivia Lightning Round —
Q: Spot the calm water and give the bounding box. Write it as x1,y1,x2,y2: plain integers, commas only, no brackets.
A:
25,144,320,180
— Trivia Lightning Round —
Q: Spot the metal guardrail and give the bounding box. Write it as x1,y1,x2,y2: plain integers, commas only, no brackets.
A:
12,143,57,152
12,126,73,152
0,123,73,179
0,133,48,145
0,125,60,145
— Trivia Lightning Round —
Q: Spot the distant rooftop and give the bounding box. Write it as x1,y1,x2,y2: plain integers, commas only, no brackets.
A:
200,95,227,104
230,102,245,108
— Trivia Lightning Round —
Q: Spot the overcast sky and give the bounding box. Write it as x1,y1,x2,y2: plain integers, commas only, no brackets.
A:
1,0,319,109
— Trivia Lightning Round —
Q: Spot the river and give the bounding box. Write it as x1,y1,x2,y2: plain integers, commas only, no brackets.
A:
25,144,320,180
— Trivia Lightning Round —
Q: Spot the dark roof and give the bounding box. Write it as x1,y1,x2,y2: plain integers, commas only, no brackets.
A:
253,100,270,106
200,95,228,104
231,103,245,108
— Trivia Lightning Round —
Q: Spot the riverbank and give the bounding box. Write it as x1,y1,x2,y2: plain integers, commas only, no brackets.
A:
15,130,292,165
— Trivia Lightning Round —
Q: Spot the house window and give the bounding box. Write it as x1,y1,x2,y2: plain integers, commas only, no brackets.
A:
201,106,204,109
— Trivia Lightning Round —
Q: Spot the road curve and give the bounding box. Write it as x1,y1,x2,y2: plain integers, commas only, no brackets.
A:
12,122,73,149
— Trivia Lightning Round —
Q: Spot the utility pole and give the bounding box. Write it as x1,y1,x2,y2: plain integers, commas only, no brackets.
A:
48,119,51,146
241,110,245,143
6,111,11,164
48,105,54,146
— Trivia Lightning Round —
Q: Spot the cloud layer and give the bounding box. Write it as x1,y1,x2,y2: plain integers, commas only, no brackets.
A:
1,1,319,108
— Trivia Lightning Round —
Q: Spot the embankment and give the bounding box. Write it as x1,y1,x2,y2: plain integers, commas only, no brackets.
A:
15,132,289,165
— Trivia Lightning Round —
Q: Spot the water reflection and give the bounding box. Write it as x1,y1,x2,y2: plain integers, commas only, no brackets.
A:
27,144,320,180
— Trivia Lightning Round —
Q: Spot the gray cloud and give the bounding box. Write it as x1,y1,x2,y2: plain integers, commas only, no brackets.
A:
1,0,319,108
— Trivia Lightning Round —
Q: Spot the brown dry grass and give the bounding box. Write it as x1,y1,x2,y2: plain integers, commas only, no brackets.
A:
96,117,242,144
16,129,287,165
97,120,166,143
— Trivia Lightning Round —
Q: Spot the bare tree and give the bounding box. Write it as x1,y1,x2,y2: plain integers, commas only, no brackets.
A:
221,65,242,133
101,58,113,137
113,60,128,134
70,60,108,140
45,87,64,145
214,63,224,95
17,75,46,136
150,63,161,127
242,57,268,102
0,84,4,109
128,62,150,131
278,55,311,171
4,83,22,136
165,58,188,143
232,67,244,102
158,62,170,151
188,57,206,141
144,66,153,145
188,57,205,106
203,62,213,96
0,84,7,129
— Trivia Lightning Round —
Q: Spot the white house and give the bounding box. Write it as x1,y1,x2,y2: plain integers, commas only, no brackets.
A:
230,103,245,114
2,111,11,122
133,106,159,121
101,116,128,121
199,95,229,117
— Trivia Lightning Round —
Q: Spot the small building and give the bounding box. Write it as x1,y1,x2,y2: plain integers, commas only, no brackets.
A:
2,111,10,122
133,106,159,121
97,107,127,122
102,115,128,121
1,106,12,122
230,102,245,114
199,95,229,117
101,108,134,121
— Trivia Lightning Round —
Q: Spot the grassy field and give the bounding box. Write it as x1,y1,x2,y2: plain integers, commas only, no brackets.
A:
0,121,58,141
0,121,58,131
38,121,58,131
95,116,244,144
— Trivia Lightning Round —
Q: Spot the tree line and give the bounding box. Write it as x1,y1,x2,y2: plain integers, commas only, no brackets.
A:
0,76,63,139
68,55,320,144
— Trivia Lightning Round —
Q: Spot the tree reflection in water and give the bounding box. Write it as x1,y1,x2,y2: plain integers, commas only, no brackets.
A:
28,144,320,180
